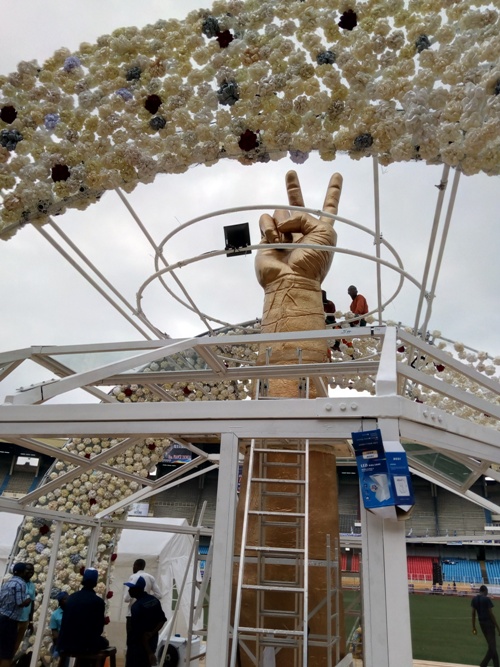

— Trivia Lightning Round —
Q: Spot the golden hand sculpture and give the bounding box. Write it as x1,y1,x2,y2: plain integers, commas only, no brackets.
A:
255,170,343,289
254,170,343,376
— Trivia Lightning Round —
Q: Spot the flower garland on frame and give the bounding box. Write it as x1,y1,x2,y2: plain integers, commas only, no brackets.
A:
1,0,500,237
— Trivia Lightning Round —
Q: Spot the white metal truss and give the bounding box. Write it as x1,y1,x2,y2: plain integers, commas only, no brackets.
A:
1,325,499,667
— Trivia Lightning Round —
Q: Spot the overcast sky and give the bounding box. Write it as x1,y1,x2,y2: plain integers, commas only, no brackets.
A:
1,0,499,402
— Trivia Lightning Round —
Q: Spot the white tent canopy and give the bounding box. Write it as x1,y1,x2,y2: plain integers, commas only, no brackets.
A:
0,512,23,580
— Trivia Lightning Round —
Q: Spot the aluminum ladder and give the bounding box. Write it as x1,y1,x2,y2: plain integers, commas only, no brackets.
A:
230,436,310,667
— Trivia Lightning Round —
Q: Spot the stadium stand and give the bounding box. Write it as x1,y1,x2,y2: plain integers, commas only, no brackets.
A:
407,556,435,581
485,560,500,585
441,558,483,583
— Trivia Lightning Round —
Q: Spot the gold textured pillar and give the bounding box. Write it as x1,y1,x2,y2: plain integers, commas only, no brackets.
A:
231,171,345,666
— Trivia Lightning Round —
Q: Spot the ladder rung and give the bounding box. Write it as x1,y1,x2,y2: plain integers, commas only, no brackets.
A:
261,491,302,498
261,521,302,528
254,448,306,454
238,627,305,637
262,462,304,469
261,577,301,585
251,477,306,484
260,609,300,618
242,584,304,592
246,546,305,553
234,556,305,566
236,634,303,648
248,510,306,519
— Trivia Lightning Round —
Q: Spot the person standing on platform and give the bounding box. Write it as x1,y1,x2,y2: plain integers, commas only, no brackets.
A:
322,290,336,325
123,576,166,667
124,559,162,633
0,563,32,667
13,563,35,656
347,285,369,326
472,584,500,667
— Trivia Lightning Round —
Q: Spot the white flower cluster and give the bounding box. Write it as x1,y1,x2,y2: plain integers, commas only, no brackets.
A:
12,435,168,661
396,330,500,429
114,325,260,402
2,0,500,237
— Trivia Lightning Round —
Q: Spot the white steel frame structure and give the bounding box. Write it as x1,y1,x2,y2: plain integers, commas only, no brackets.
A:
1,324,500,667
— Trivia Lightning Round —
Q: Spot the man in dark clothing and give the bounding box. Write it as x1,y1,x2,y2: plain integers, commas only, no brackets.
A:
472,584,500,667
57,569,109,657
322,290,336,325
124,576,166,667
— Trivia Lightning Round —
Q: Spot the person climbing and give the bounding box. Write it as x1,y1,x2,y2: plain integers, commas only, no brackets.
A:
347,285,368,326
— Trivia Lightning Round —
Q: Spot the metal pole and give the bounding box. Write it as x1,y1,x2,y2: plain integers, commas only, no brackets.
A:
186,502,207,666
206,432,240,667
86,525,101,567
372,157,383,325
29,521,63,667
325,535,332,667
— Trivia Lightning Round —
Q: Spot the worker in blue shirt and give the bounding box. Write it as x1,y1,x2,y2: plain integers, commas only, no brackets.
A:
13,563,36,655
0,562,32,667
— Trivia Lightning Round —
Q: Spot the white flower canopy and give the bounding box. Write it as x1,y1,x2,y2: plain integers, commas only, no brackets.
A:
1,0,500,241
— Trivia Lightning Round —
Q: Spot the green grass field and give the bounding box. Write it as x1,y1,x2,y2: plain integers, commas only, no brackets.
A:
343,589,490,665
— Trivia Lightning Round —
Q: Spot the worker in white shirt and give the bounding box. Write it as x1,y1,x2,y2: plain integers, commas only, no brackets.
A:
124,559,162,632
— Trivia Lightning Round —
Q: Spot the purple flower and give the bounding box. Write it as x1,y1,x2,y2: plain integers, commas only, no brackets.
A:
44,113,60,130
35,542,44,554
63,56,81,72
289,150,309,164
116,88,133,101
70,553,82,565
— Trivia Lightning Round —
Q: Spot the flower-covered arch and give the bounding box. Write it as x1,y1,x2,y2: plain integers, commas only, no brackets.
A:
2,0,500,239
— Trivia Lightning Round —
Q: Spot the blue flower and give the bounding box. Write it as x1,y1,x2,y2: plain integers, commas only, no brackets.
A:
63,56,81,72
317,51,336,65
116,88,133,101
217,80,239,106
289,150,309,164
44,113,60,130
202,16,220,38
